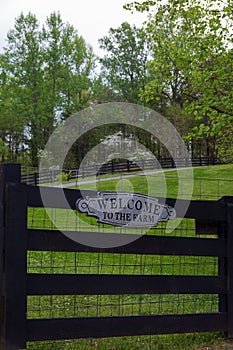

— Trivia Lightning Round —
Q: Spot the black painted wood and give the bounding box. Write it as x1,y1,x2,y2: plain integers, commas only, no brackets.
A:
165,197,226,221
27,274,226,296
21,158,220,185
27,229,226,257
0,166,6,347
195,220,218,235
0,164,232,346
26,186,226,221
3,184,27,350
226,200,233,338
27,185,96,209
0,164,22,349
218,222,227,315
26,313,227,341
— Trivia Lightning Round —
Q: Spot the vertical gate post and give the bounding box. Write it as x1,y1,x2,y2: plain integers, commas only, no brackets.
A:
226,198,233,338
218,220,227,338
0,164,27,350
111,161,115,174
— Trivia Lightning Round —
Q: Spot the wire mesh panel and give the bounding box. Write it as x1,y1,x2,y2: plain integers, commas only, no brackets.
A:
0,164,230,350
7,163,228,349
25,200,223,350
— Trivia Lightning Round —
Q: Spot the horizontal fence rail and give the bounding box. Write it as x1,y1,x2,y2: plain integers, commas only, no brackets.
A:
0,164,233,349
27,229,226,256
26,313,227,342
26,184,227,221
21,157,220,185
27,274,227,295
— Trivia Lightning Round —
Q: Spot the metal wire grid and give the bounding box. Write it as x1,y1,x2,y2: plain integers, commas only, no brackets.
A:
27,251,217,276
75,174,233,200
27,207,212,239
27,294,218,319
21,164,233,200
25,209,219,349
24,169,226,349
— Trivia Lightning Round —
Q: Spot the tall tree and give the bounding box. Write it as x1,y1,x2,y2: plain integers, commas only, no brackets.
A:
0,55,25,162
125,0,233,158
1,12,95,166
99,22,151,104
3,13,45,166
42,12,94,123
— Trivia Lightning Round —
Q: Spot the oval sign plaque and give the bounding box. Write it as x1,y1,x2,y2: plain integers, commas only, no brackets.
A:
76,192,176,228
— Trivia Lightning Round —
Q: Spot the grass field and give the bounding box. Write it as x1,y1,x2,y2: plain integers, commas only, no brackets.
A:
65,164,233,200
25,164,233,350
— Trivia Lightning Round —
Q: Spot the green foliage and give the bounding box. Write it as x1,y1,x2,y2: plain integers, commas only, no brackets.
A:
0,12,95,166
98,22,151,103
55,171,71,183
124,0,233,159
217,121,233,163
1,2,233,166
0,138,8,160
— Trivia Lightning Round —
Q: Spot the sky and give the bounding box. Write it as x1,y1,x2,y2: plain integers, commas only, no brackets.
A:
0,0,147,55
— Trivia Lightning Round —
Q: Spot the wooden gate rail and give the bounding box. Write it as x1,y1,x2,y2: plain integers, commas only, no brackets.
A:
0,164,233,349
27,229,226,256
26,314,227,341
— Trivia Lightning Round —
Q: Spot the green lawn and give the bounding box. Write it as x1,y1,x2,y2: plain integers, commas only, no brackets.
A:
68,164,233,200
26,164,233,350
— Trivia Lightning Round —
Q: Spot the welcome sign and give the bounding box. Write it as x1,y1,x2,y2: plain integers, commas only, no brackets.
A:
76,192,176,227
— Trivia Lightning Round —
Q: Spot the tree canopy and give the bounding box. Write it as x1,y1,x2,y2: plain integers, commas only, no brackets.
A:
0,3,233,166
98,22,151,104
0,12,94,166
124,0,233,158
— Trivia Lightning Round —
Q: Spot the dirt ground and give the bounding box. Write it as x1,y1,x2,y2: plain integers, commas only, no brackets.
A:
200,340,233,349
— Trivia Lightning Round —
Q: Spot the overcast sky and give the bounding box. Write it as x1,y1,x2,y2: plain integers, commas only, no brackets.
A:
0,0,147,55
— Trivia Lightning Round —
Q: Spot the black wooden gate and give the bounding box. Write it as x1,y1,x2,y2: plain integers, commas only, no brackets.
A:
0,163,233,350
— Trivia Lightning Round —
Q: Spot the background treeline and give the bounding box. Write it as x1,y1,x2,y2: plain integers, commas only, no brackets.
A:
0,0,233,167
